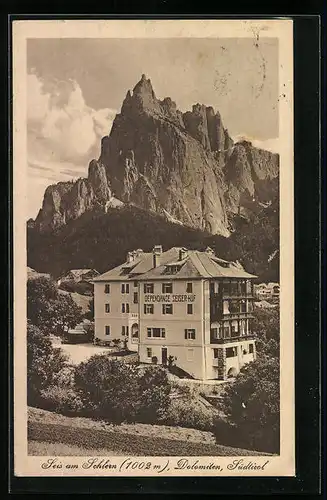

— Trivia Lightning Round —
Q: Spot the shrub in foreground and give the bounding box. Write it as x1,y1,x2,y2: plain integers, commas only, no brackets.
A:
40,386,84,415
74,355,140,423
74,355,172,424
27,323,68,407
161,398,214,431
213,356,280,454
136,367,171,423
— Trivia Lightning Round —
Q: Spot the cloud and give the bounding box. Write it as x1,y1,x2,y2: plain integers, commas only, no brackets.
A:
27,73,117,218
232,133,280,153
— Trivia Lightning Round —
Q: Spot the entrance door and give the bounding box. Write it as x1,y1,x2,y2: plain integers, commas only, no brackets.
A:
161,347,168,365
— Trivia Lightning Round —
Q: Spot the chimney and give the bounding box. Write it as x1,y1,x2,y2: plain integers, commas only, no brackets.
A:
153,245,163,268
179,247,188,261
127,251,134,263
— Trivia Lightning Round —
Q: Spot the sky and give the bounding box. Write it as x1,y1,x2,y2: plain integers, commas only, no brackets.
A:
27,37,279,219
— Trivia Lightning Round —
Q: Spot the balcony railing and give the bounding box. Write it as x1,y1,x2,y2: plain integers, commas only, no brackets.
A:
210,311,254,321
210,333,255,344
210,291,254,299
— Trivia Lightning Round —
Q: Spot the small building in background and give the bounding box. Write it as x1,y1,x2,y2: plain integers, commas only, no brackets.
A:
254,282,280,301
57,269,100,296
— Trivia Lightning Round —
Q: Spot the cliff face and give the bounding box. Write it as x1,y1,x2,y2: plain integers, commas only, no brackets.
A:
34,74,279,236
34,161,111,232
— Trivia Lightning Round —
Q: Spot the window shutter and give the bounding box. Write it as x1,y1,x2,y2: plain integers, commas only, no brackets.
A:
185,329,188,339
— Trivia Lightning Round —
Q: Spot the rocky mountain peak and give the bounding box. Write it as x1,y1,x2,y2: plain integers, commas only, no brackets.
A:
32,75,279,237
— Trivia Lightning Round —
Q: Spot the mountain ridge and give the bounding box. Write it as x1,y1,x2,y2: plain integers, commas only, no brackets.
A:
32,74,279,237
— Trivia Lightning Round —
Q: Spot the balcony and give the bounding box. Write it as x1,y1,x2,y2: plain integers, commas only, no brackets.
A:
210,290,254,300
222,312,254,320
210,333,255,344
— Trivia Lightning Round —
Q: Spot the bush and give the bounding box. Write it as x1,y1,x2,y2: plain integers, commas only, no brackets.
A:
161,399,214,431
136,367,171,423
74,355,141,423
213,356,280,453
74,355,172,424
27,323,68,407
40,386,84,415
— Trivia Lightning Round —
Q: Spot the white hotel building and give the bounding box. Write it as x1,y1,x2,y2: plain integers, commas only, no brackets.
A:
93,246,257,380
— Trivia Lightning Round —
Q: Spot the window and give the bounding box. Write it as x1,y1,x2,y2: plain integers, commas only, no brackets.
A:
185,328,196,340
224,324,231,338
105,325,110,336
144,283,154,294
240,281,247,295
229,300,239,314
223,300,230,315
231,321,238,337
164,265,180,275
134,281,138,288
223,281,230,294
144,304,154,315
147,328,166,338
226,347,237,358
122,326,129,336
122,303,130,313
187,348,194,361
249,343,254,354
146,348,152,358
186,282,193,293
162,282,173,294
240,300,247,313
121,283,130,294
231,281,238,295
162,303,173,315
104,284,110,294
105,303,110,313
133,292,138,304
213,348,219,358
187,303,193,315
210,283,215,294
211,327,223,340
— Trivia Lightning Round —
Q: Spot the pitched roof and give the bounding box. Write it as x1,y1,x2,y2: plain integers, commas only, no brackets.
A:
93,246,256,282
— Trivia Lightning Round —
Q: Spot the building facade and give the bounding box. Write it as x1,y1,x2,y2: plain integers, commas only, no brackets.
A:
93,246,257,380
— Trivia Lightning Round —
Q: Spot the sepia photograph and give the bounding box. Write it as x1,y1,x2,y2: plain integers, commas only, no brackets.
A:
13,19,294,477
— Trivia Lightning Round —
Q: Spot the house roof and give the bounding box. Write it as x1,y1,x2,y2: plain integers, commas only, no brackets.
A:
60,269,100,281
93,247,257,282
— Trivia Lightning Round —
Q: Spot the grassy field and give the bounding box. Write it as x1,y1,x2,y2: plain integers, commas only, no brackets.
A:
28,408,268,457
28,441,122,456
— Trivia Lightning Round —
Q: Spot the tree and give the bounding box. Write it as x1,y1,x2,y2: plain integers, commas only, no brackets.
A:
84,323,95,343
27,276,59,328
27,323,68,406
27,276,83,335
50,294,84,336
84,297,94,321
217,356,280,453
136,367,171,423
74,355,140,423
252,306,279,358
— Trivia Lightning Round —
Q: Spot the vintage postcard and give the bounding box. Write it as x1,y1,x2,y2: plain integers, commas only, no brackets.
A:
13,19,294,477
